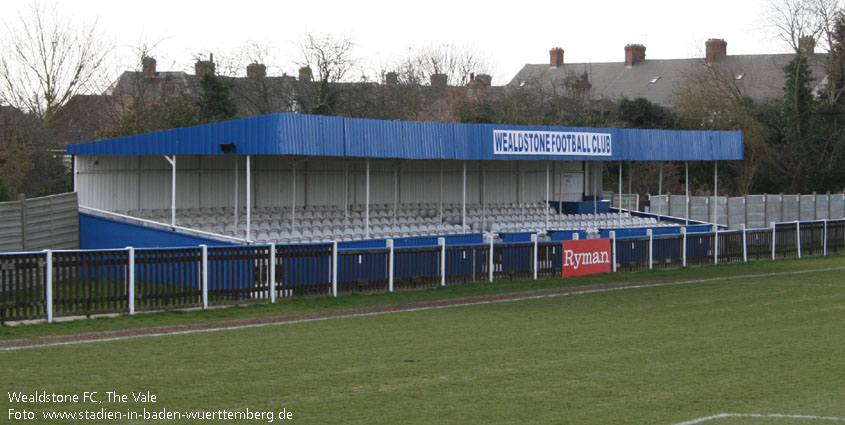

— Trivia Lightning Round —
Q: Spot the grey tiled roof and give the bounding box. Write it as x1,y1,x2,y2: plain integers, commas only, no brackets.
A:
508,54,828,106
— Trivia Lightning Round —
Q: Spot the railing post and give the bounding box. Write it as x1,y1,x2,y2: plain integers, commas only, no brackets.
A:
681,227,687,267
796,220,802,259
610,231,617,273
200,245,208,310
126,246,135,315
269,244,276,303
713,225,719,265
823,219,828,256
741,224,747,263
387,239,394,293
488,234,494,283
45,249,52,323
572,232,579,241
438,237,446,287
771,222,777,260
531,233,538,280
331,241,338,297
647,229,653,270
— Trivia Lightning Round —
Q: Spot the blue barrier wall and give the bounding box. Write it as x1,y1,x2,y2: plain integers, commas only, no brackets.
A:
80,213,233,249
600,224,713,239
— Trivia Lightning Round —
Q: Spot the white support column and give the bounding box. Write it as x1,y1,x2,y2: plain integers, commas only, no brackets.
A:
344,163,349,229
685,161,690,225
127,247,135,315
520,165,525,218
545,161,550,229
365,159,370,239
393,165,398,224
713,225,719,265
647,229,653,270
246,155,251,241
439,163,443,223
592,162,597,214
741,224,748,263
628,162,633,212
531,233,539,280
681,227,687,267
201,244,208,310
291,161,296,231
796,220,802,259
481,165,486,232
72,155,78,192
618,162,623,212
610,231,617,272
488,234,494,283
163,155,176,227
438,237,446,287
462,161,467,231
771,221,777,260
823,219,828,256
387,239,394,293
658,163,663,221
331,241,338,297
45,249,52,323
714,162,718,227
234,157,239,227
269,244,276,303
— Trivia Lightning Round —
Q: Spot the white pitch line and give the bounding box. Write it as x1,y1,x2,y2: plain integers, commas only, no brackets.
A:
3,266,845,352
674,412,845,424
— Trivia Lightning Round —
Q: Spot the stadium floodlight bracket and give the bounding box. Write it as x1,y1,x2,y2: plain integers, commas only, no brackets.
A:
220,143,237,153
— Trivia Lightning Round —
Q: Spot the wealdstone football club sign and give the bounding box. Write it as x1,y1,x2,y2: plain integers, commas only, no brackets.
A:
493,130,612,156
561,239,612,278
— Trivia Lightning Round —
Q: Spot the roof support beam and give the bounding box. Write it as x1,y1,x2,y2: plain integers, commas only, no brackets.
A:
439,161,443,224
618,161,622,213
246,155,251,241
713,161,718,227
685,161,690,225
291,160,296,232
365,158,370,239
234,157,239,228
163,155,176,228
545,161,550,229
462,161,466,232
657,163,663,221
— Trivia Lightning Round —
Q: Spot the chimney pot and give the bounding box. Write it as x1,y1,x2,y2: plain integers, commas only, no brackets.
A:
195,55,216,76
549,47,564,67
430,73,448,87
299,66,313,82
385,71,398,85
247,63,266,78
624,44,646,67
142,56,157,77
705,39,727,64
799,36,816,55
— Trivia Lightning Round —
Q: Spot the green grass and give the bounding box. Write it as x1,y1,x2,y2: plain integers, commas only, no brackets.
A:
1,256,845,424
1,255,843,342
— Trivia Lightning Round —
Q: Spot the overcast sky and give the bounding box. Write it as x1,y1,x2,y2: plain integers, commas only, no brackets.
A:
2,0,792,85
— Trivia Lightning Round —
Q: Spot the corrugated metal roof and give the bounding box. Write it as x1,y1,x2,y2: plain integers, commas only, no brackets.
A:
66,113,743,161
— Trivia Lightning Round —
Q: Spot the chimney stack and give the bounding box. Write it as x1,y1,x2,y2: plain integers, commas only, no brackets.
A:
247,63,266,78
385,71,398,86
705,39,727,64
549,47,564,68
624,44,646,67
299,66,312,82
430,73,448,87
195,53,215,76
799,36,816,55
142,56,157,78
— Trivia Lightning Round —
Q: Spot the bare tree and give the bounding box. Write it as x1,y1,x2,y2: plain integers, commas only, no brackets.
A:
0,2,110,128
296,33,357,83
397,43,492,87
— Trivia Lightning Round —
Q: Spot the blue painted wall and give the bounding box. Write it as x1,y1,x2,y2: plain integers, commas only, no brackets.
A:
80,213,234,249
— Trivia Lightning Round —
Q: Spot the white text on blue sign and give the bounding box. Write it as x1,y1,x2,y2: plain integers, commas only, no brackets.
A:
493,130,612,156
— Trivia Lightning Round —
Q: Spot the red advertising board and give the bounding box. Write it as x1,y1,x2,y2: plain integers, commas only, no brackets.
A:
561,238,611,278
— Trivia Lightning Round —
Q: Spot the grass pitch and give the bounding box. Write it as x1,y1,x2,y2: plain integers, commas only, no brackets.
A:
2,256,845,424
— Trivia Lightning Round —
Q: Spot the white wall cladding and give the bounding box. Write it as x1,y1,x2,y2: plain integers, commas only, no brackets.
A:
76,155,607,212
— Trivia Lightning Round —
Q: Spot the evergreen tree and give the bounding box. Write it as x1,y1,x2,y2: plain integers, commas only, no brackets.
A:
196,73,238,123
